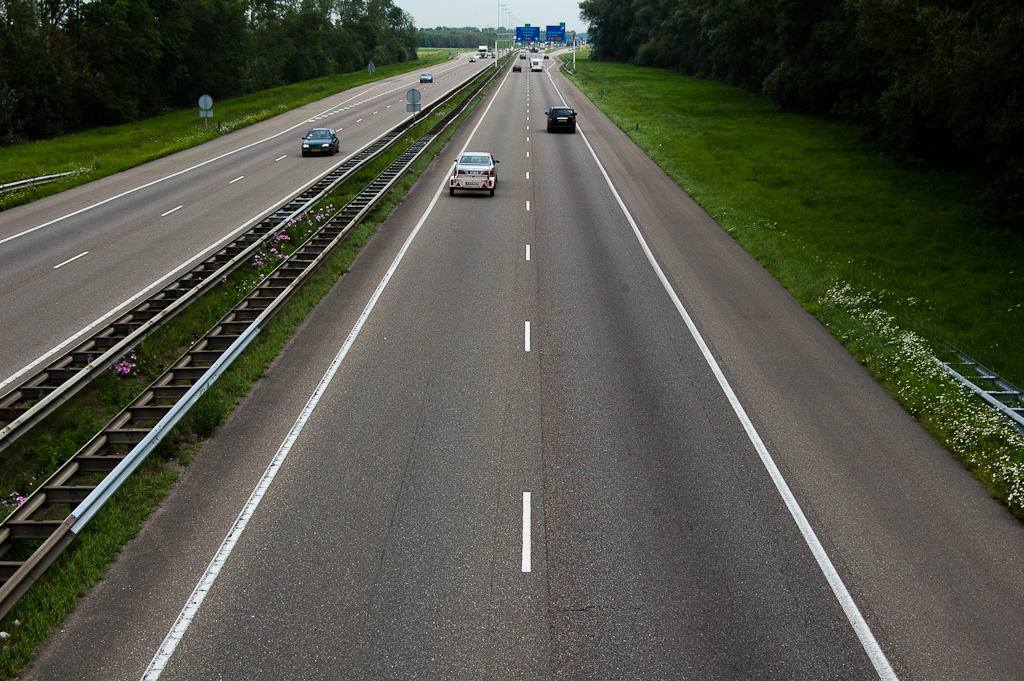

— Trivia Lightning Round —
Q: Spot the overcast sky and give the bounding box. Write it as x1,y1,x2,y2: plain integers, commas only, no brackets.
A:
396,0,588,34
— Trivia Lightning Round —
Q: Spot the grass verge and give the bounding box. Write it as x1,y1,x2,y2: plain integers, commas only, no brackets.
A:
563,53,1024,516
0,65,497,679
0,51,455,211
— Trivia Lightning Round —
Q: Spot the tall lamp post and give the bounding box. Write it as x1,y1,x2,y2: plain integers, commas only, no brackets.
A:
500,4,508,56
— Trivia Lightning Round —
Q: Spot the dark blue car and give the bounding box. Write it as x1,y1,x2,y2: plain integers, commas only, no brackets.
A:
301,128,339,157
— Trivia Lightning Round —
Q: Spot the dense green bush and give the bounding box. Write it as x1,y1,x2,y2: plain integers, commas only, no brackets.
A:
0,0,419,141
579,0,1024,219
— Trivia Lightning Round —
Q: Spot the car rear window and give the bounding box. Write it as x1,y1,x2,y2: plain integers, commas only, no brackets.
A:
550,108,574,116
460,155,490,164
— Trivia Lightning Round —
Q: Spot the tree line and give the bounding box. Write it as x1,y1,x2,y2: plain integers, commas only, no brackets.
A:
579,0,1024,217
0,0,418,143
418,27,499,49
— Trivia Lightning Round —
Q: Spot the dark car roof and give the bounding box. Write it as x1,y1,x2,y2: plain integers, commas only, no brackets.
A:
549,106,574,113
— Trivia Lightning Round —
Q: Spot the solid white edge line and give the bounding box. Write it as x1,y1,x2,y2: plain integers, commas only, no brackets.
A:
144,62,517,681
522,492,532,573
53,251,88,269
546,73,898,681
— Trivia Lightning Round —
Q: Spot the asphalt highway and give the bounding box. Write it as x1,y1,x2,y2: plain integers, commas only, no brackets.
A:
0,55,489,392
20,58,1024,680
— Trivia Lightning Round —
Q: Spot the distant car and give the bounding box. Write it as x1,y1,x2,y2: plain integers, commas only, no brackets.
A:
546,106,576,133
419,72,433,83
301,127,339,156
519,51,527,59
469,56,477,62
449,151,499,196
512,64,522,72
486,52,494,58
543,54,550,60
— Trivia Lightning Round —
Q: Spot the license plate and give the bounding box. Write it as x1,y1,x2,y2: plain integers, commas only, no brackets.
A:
465,181,480,187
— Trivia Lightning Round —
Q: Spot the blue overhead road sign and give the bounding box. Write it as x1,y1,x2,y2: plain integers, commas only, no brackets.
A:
546,24,566,41
516,25,540,42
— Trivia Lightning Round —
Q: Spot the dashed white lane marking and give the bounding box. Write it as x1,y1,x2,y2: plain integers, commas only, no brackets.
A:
275,155,287,162
229,176,244,184
525,321,531,352
53,252,88,269
161,206,183,217
522,492,532,573
526,245,530,261
4,78,401,250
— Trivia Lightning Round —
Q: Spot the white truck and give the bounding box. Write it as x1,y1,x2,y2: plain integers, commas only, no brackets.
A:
478,45,488,56
530,57,543,72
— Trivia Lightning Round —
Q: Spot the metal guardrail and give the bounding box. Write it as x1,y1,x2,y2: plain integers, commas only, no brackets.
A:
0,62,501,621
0,74,481,455
0,172,77,195
938,343,1024,433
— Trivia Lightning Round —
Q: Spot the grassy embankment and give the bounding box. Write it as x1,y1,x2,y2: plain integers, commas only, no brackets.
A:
563,52,1024,516
0,59,501,679
0,49,454,209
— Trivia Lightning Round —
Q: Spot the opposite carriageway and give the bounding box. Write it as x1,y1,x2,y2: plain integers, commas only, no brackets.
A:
0,59,506,621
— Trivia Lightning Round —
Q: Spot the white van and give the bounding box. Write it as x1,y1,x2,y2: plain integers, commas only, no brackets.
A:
530,58,543,72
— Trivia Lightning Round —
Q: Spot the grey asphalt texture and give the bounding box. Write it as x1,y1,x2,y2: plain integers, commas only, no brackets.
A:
19,59,1024,681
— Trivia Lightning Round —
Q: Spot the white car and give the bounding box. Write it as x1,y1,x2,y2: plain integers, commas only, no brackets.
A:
449,152,499,196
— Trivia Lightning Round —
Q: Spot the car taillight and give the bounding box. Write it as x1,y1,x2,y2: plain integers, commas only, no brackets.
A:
457,170,466,175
